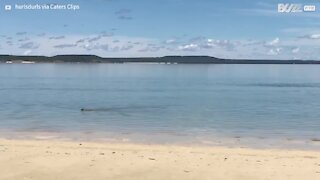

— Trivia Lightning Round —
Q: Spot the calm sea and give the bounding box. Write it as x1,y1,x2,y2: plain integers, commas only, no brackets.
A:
0,63,320,149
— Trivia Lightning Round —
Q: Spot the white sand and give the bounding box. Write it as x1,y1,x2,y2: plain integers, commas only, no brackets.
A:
0,139,319,180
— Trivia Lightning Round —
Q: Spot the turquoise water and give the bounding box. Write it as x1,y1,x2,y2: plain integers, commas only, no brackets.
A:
0,64,320,149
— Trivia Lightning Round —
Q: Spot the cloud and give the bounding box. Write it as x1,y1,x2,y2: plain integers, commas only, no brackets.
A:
118,16,133,20
87,33,113,43
76,38,86,44
37,33,46,37
115,9,131,15
54,44,77,49
265,37,280,46
101,31,114,37
23,50,32,55
115,8,133,20
99,44,109,51
164,39,177,44
201,39,235,51
16,32,27,36
18,37,30,42
6,41,13,46
49,36,65,40
178,44,199,51
81,44,109,51
268,48,282,55
189,36,206,43
300,34,320,40
121,45,133,51
75,32,114,44
19,42,39,49
138,44,162,52
291,47,300,54
88,36,102,43
2,32,320,60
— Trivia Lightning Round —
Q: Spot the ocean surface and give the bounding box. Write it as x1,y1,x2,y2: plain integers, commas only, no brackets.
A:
0,63,320,149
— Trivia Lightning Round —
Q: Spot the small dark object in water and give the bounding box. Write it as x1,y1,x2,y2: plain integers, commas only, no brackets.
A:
80,108,109,112
81,108,95,112
311,138,320,142
80,105,166,112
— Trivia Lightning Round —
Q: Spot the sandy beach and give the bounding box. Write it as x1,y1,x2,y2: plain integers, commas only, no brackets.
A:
0,139,319,180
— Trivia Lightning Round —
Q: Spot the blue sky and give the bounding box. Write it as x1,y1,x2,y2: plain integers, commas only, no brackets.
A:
0,0,319,59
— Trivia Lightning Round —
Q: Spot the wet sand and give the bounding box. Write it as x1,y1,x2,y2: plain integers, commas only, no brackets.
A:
0,138,319,180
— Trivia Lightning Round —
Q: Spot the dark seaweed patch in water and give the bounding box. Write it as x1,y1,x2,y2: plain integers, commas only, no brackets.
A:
80,105,168,112
311,138,320,142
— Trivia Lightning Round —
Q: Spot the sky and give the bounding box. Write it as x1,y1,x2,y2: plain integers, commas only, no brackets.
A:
0,0,319,59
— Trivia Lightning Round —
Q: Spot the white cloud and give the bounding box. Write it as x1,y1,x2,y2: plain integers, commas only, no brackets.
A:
178,43,199,51
164,39,177,44
49,36,65,40
201,39,235,51
115,8,133,20
54,44,77,49
268,48,281,55
207,39,213,43
266,37,280,46
310,34,320,39
1,33,320,60
19,42,39,49
291,47,300,54
23,50,32,55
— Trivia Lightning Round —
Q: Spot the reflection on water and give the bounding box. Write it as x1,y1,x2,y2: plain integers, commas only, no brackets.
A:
0,64,320,149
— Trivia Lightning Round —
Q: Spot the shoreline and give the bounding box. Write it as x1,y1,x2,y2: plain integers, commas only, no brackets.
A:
2,62,320,65
1,55,320,64
1,138,320,180
1,130,320,151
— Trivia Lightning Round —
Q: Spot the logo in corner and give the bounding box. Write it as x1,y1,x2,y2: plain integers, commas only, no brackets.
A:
278,3,303,13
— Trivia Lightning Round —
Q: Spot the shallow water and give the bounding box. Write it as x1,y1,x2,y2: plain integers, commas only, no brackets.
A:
0,63,320,149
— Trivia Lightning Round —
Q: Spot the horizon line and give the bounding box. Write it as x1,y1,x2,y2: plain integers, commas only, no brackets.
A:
1,54,319,61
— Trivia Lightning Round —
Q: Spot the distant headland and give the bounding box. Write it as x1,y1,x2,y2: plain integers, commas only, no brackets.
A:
0,55,319,64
